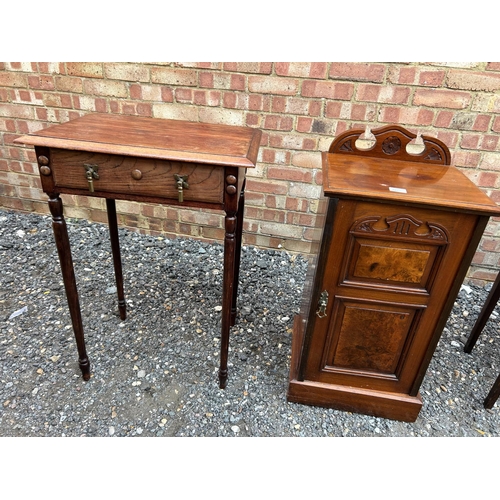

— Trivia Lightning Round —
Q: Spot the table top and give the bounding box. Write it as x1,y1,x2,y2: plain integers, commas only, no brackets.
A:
322,152,500,216
15,113,262,168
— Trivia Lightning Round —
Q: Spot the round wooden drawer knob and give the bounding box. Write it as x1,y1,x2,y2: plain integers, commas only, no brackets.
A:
226,175,237,185
40,166,51,176
226,185,237,195
38,155,49,166
131,169,142,180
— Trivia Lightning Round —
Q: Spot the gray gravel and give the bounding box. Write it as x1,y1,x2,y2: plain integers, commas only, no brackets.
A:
1,208,500,437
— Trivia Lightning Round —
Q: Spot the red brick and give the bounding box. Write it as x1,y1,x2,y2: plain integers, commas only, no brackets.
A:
196,90,220,106
329,62,385,82
37,62,64,74
175,88,193,102
461,134,481,149
297,116,313,133
248,94,270,111
478,172,500,188
481,135,500,151
472,114,491,132
199,72,213,87
435,111,454,128
453,151,481,168
302,80,354,100
230,74,245,90
27,75,55,90
493,116,500,133
303,138,317,150
413,88,471,109
388,66,417,85
487,63,500,71
325,101,343,118
263,115,293,131
248,76,299,95
246,178,288,195
418,70,446,86
161,87,174,102
285,196,308,212
246,114,260,127
379,106,434,125
275,62,328,79
435,130,459,149
268,166,313,183
356,84,410,104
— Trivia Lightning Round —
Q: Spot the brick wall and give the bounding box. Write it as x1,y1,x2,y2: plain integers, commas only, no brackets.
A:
1,62,500,284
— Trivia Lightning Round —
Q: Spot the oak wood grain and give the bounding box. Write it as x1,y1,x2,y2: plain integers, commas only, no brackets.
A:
15,113,262,168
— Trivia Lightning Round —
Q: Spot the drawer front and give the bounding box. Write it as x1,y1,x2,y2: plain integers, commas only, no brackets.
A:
49,149,224,204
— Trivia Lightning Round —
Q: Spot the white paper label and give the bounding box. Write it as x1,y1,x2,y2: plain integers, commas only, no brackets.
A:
389,187,407,194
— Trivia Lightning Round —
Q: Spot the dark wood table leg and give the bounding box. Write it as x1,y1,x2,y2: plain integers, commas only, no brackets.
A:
48,194,90,380
484,373,500,409
231,180,245,327
218,169,241,389
464,271,500,353
219,208,237,389
106,198,126,321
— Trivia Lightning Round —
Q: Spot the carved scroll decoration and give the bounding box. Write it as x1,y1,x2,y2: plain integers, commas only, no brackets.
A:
351,214,449,243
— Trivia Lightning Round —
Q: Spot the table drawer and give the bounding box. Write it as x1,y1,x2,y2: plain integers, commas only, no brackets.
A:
49,149,225,204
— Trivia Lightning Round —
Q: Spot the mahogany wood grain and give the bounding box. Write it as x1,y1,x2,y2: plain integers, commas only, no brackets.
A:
322,154,498,215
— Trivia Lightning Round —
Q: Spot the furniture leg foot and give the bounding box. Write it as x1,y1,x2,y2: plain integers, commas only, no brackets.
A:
79,357,91,380
218,369,228,389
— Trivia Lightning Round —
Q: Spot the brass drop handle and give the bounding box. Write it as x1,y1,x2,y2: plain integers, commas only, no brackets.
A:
316,290,329,318
174,174,189,202
83,164,99,193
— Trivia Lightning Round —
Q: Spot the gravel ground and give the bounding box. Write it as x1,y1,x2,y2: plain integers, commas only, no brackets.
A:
1,207,500,439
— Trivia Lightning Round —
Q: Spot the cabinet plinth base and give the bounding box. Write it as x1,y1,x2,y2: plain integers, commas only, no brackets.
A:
287,378,422,423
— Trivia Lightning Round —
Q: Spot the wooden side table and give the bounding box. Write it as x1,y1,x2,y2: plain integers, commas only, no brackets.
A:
14,113,261,388
287,125,500,421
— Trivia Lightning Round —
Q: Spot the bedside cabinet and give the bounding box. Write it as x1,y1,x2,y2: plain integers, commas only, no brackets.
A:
287,125,500,422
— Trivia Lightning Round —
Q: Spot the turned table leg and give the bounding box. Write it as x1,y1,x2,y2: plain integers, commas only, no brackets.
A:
231,181,245,327
219,209,237,389
106,198,126,321
48,194,90,380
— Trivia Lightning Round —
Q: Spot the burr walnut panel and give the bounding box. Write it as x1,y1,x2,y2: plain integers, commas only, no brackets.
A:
342,213,449,293
323,298,422,378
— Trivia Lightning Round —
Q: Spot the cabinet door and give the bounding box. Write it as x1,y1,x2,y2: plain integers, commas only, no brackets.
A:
300,199,478,394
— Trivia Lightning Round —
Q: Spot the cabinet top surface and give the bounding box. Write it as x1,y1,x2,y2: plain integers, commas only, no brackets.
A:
322,153,500,216
14,113,262,168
